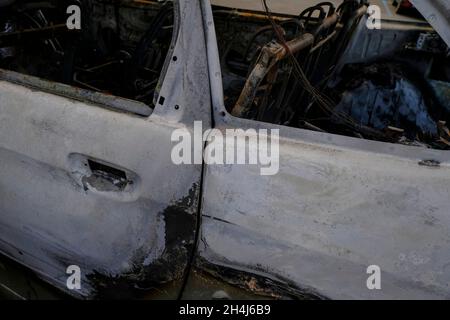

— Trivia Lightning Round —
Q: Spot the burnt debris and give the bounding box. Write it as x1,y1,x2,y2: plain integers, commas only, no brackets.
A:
215,1,450,150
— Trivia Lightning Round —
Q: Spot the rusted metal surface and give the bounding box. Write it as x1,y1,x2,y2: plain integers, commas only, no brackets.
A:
211,0,342,15
213,9,292,22
212,0,424,23
231,33,314,117
230,8,340,118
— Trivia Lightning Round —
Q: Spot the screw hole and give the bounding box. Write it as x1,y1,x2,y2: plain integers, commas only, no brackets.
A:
175,105,180,110
172,56,178,62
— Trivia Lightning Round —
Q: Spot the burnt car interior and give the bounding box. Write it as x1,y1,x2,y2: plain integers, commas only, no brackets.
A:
216,0,450,149
0,0,174,109
0,0,449,148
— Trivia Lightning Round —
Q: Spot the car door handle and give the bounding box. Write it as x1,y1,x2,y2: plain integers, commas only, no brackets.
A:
68,153,140,200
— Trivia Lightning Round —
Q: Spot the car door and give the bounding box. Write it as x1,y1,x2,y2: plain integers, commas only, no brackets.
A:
0,0,210,299
198,0,450,300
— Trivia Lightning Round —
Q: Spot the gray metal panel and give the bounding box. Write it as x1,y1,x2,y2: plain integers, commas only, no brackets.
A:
199,123,450,299
0,0,211,298
200,0,450,300
411,0,450,48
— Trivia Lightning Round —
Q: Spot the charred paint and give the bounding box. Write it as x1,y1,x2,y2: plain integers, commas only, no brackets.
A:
79,183,200,299
195,257,327,300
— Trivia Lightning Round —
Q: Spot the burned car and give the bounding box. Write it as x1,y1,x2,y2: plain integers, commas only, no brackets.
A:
0,0,450,299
